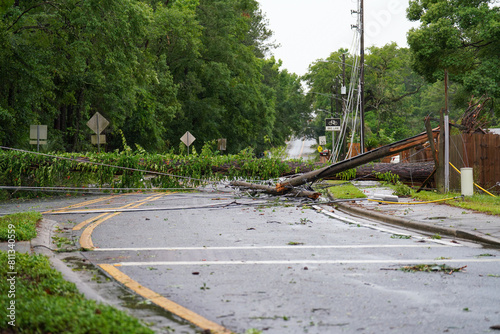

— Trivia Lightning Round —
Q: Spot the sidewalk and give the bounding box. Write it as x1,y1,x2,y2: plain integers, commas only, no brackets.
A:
331,181,500,247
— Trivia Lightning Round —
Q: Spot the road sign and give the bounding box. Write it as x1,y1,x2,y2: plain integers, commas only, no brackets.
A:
325,118,341,131
87,112,109,152
217,138,227,151
317,145,323,153
319,136,326,146
181,131,196,147
181,131,196,155
87,112,109,135
30,125,47,151
91,135,106,144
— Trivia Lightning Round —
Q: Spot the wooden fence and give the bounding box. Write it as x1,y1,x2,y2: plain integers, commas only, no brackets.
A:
402,133,500,192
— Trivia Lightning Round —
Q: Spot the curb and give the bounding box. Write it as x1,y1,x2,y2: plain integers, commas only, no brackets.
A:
333,200,500,247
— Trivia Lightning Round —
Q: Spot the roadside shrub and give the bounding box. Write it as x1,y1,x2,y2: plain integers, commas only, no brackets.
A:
0,212,41,241
0,251,153,334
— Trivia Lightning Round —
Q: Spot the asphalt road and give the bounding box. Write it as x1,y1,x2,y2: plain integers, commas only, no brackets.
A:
34,190,500,334
286,137,317,160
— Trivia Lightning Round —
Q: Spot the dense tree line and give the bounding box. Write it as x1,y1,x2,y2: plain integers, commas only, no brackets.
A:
1,0,497,156
0,0,309,154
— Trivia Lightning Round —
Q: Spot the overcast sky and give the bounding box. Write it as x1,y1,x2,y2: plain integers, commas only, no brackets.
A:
258,0,421,76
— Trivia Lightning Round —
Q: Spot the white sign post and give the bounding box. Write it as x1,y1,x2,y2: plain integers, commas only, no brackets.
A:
180,131,196,155
319,136,326,146
87,112,109,153
30,125,47,152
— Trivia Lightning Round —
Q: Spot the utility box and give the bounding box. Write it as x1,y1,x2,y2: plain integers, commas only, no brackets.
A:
461,167,474,196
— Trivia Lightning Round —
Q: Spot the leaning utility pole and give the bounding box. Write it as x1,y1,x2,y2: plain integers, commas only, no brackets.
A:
276,129,439,192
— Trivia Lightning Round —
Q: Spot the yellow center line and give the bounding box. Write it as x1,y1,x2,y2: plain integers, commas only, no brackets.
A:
73,212,111,231
79,193,166,250
42,193,135,214
98,264,232,334
72,201,155,231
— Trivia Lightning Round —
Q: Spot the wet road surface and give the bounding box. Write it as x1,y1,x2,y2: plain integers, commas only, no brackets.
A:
35,191,500,334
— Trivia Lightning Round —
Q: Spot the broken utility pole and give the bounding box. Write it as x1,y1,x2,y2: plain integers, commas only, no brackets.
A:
275,129,439,194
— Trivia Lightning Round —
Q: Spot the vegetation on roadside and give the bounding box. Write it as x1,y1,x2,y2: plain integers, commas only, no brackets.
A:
0,0,310,154
0,212,41,241
325,174,499,216
411,191,500,216
325,181,367,200
0,145,318,199
0,251,154,333
377,176,500,215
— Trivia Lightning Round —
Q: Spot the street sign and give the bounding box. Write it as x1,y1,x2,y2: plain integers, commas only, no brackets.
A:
91,135,106,144
87,112,109,135
87,112,109,152
325,118,341,131
181,131,196,147
319,136,326,146
29,125,47,144
181,131,196,155
317,145,323,153
217,138,227,151
30,125,47,151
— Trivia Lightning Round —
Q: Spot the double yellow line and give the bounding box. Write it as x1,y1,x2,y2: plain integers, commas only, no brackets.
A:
75,193,166,250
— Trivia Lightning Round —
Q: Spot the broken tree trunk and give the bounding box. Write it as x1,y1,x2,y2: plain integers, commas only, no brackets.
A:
230,181,321,199
341,162,435,183
277,129,439,192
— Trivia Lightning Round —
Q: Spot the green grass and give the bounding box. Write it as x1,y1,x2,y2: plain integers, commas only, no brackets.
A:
412,191,500,215
0,212,42,241
325,181,367,200
327,180,499,215
381,182,500,215
0,251,154,334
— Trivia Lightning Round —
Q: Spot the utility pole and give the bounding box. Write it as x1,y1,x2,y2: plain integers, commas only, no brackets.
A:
341,53,346,158
359,0,365,154
444,69,450,192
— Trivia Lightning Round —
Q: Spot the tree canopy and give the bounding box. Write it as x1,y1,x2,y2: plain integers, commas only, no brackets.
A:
407,0,499,116
0,0,310,154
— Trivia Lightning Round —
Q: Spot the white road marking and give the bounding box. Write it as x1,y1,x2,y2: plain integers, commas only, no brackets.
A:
115,258,500,266
94,244,453,252
312,205,462,247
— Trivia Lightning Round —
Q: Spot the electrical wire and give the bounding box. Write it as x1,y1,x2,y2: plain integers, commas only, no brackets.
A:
449,162,497,197
366,196,461,205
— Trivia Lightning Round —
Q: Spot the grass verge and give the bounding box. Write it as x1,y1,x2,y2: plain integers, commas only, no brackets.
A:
325,181,367,199
411,191,500,215
0,251,154,334
0,212,41,241
325,180,499,216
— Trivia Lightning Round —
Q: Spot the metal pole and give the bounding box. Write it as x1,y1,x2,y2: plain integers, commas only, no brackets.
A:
96,113,100,153
36,125,39,152
444,69,450,192
341,53,346,159
359,0,365,154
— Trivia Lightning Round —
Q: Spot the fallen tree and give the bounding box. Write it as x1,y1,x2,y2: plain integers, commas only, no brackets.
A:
230,129,439,197
276,129,439,192
340,162,435,183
